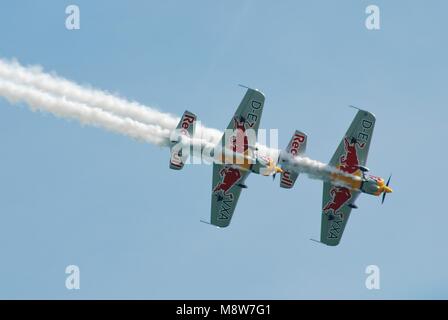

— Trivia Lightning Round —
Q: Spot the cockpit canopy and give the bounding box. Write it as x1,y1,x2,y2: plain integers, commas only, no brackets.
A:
361,175,385,195
252,154,277,176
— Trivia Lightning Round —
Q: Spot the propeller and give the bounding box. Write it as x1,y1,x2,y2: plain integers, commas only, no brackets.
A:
381,174,392,204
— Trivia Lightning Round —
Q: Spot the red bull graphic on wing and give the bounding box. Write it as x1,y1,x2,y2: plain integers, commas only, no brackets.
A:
339,138,365,174
323,186,351,214
230,117,250,153
213,166,242,194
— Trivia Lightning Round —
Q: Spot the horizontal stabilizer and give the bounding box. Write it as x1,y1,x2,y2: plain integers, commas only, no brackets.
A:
279,130,307,189
169,110,197,170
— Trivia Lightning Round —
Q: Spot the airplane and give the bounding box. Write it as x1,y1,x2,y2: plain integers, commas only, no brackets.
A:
167,87,392,246
168,87,284,228
306,108,393,246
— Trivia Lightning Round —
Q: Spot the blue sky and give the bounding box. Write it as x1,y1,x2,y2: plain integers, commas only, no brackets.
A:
0,0,447,299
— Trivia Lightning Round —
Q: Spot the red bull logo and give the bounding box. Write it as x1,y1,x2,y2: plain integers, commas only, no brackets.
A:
323,186,351,214
339,138,365,174
213,167,242,194
231,117,249,153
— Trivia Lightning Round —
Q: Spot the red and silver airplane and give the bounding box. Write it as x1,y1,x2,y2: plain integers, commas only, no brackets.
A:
315,108,393,245
168,88,392,246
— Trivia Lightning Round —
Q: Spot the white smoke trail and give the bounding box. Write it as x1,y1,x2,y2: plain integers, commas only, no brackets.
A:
0,58,346,183
0,79,171,146
0,58,222,145
290,155,334,180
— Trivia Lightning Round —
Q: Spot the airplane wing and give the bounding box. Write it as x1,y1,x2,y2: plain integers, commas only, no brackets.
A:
321,183,360,245
219,88,265,156
210,164,250,227
329,109,376,170
320,109,375,245
210,88,265,227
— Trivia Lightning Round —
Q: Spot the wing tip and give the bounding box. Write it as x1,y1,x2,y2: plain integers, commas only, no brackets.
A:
315,238,340,246
349,105,376,120
238,84,265,98
200,220,222,228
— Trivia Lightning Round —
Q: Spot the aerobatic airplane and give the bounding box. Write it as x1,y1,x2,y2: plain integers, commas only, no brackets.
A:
312,108,393,246
167,88,392,246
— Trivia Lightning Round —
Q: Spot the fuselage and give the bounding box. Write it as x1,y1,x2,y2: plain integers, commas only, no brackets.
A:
214,149,282,177
330,171,392,197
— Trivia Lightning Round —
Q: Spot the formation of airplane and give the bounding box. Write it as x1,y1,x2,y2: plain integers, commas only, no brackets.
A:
168,87,392,246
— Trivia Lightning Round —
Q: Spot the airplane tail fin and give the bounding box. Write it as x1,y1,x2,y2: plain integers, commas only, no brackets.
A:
278,130,307,188
169,110,197,170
